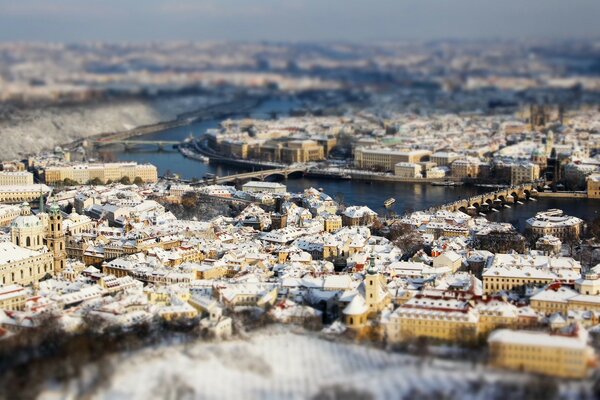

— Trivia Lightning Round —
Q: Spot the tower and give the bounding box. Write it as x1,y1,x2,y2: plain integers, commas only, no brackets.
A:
46,203,67,273
364,255,388,315
546,130,554,156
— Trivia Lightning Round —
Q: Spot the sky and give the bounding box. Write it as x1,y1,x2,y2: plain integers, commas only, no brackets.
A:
0,0,598,43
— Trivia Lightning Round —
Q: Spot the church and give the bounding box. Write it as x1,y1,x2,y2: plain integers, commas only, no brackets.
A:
0,202,67,286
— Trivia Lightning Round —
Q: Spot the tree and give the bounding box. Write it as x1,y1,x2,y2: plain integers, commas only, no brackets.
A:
589,216,600,243
120,176,131,185
388,222,424,256
133,176,144,185
87,177,103,186
63,178,79,186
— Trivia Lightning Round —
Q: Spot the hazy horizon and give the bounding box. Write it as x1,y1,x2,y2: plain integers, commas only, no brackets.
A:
0,0,599,43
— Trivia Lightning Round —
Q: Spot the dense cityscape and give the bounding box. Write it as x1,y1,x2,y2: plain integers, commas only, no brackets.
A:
2,2,600,399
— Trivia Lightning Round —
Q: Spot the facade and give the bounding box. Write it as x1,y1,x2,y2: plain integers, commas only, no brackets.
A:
431,152,461,167
323,214,342,233
0,284,27,311
394,162,422,178
451,159,480,179
587,174,600,198
0,171,33,186
43,162,158,184
488,329,595,379
511,162,540,184
525,209,583,240
0,241,54,286
241,181,287,193
0,184,51,203
354,148,431,171
482,264,578,295
0,205,24,227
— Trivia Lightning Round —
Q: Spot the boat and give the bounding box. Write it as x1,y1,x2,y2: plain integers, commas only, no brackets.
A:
384,198,396,208
179,146,210,163
203,173,215,180
431,180,463,187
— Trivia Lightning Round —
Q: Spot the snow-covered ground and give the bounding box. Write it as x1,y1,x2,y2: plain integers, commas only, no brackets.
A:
0,94,225,160
39,328,591,400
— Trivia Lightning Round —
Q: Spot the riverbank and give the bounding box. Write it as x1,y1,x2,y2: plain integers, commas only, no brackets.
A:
536,191,589,199
67,96,263,152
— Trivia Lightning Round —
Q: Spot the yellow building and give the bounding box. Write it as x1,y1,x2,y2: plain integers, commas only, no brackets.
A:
354,148,431,171
323,214,342,233
451,159,480,179
587,174,600,198
488,329,596,379
0,241,54,286
394,162,422,178
0,171,33,186
0,205,21,227
0,184,51,204
482,264,578,295
43,162,158,184
0,284,27,311
511,162,540,184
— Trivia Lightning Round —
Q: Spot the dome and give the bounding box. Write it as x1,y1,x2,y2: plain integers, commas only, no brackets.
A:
11,214,42,228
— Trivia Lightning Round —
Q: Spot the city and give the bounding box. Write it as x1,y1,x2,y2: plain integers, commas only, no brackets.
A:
1,1,600,399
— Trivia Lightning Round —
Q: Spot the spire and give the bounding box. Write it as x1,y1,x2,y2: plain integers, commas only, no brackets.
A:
367,255,377,275
39,187,45,213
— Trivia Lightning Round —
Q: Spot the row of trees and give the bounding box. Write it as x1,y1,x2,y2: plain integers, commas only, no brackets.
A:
58,176,146,187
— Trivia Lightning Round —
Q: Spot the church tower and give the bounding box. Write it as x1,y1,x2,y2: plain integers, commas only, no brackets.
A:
46,203,67,273
364,255,389,315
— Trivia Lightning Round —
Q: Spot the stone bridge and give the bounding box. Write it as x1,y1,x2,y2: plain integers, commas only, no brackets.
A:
197,166,308,185
426,182,542,215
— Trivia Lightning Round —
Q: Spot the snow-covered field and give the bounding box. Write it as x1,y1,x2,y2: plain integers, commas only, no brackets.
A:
0,95,224,160
39,328,590,400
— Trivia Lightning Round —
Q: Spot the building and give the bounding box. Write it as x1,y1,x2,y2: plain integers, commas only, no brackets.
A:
536,235,562,255
511,162,540,184
0,284,28,311
0,241,54,286
0,171,33,186
482,263,579,295
0,205,23,227
394,162,422,178
42,162,158,184
354,148,431,171
323,214,342,233
488,329,595,379
525,209,583,240
431,152,461,167
432,251,462,273
242,181,287,194
0,184,51,204
451,159,480,179
342,206,377,227
587,174,600,198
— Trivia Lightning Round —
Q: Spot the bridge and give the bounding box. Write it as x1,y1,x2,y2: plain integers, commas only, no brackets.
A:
195,166,308,186
92,139,182,151
424,182,543,215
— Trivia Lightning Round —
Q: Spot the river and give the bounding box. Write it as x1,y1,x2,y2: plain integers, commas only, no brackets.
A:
111,98,600,228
